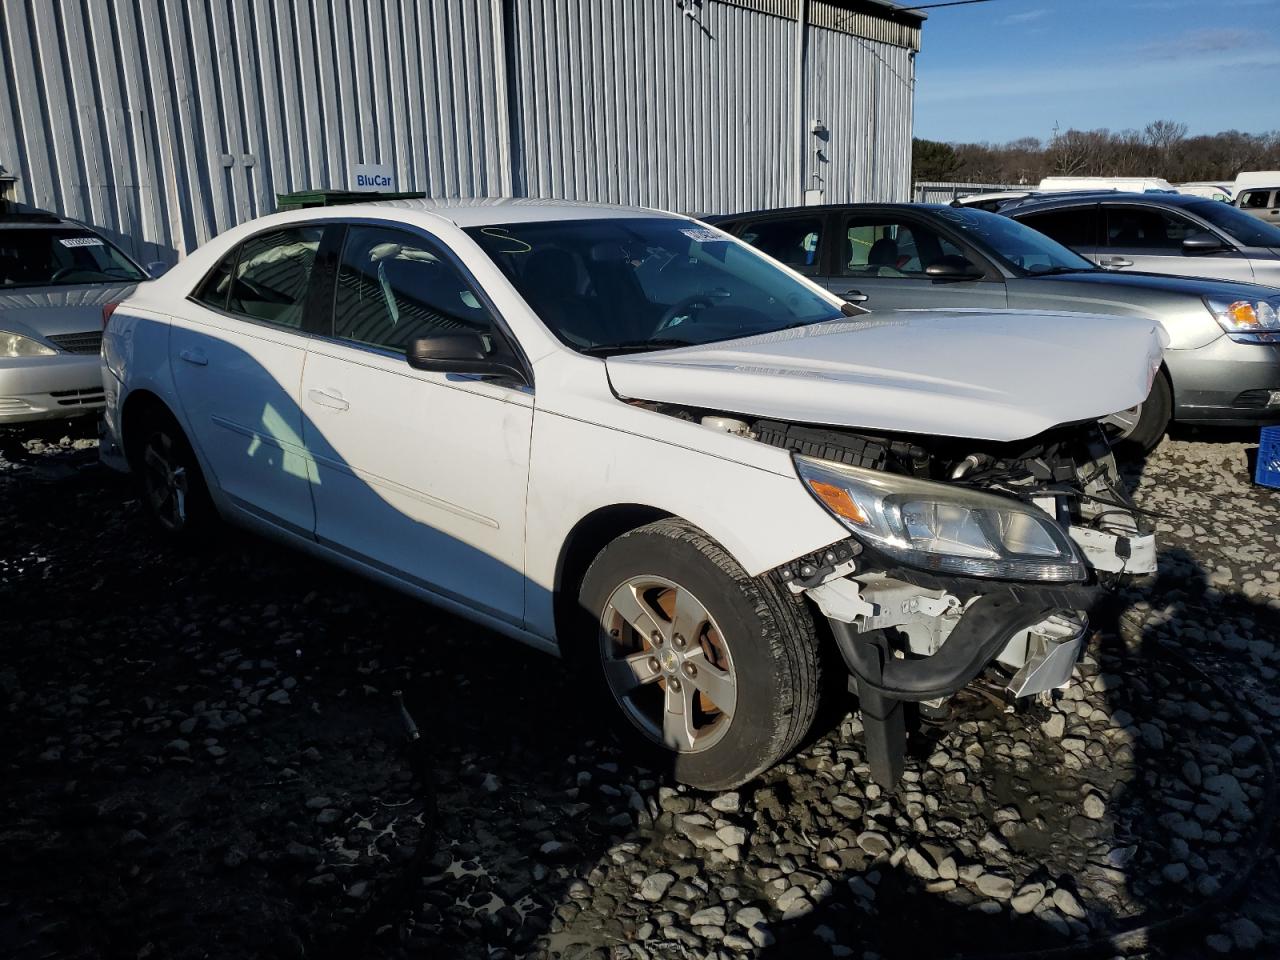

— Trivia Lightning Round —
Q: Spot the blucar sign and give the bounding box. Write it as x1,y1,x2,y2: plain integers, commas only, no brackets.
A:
352,163,394,191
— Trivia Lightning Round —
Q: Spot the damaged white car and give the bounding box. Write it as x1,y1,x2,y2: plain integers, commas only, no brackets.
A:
100,200,1166,790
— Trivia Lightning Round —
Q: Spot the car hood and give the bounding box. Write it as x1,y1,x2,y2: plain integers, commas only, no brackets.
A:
605,310,1168,443
0,283,138,340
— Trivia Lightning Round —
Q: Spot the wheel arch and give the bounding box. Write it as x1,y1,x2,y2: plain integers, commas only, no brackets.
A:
119,388,181,470
552,503,673,643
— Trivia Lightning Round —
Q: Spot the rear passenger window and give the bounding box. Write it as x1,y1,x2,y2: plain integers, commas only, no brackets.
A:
738,217,823,274
1017,207,1099,248
192,250,236,311
843,219,967,277
227,226,323,328
333,225,493,353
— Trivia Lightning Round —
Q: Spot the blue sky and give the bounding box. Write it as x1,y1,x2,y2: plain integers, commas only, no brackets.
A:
913,0,1280,144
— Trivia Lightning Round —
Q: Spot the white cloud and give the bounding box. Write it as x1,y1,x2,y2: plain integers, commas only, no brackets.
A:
1001,8,1047,25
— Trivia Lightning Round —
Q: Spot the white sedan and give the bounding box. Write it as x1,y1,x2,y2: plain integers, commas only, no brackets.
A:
101,199,1164,789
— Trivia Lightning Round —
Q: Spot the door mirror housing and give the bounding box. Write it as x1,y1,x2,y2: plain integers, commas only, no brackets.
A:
1182,232,1227,254
145,260,170,278
407,332,526,383
925,259,984,281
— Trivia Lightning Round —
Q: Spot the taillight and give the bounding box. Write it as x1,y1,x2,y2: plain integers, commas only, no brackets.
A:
102,301,120,329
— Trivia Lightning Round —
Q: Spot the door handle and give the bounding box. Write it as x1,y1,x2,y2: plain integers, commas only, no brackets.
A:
841,289,869,303
178,348,208,366
1097,257,1133,268
307,387,349,411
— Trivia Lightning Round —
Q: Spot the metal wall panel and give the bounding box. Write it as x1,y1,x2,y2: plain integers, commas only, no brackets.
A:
0,0,507,262
506,0,800,215
0,0,917,261
803,24,914,204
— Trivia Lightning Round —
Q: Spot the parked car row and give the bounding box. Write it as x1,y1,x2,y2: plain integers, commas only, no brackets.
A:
711,201,1280,449
2,188,1273,791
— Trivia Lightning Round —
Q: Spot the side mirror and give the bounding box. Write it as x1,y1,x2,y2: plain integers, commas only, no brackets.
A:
925,260,984,281
1182,232,1226,254
407,332,526,382
145,260,170,278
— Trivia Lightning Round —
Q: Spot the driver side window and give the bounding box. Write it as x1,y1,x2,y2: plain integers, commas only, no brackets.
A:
333,225,494,353
843,219,965,278
1104,207,1198,251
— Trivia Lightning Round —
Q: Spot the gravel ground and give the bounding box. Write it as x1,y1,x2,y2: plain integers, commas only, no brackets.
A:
2,427,1278,960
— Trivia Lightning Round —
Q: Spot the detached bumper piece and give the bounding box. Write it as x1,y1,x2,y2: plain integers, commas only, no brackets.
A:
828,583,1096,787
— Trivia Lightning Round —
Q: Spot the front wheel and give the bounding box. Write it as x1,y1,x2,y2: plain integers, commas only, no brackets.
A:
578,519,821,790
1103,372,1172,455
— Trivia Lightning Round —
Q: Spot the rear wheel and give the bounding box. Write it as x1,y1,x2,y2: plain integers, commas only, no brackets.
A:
134,411,216,540
1103,372,1171,455
578,519,820,790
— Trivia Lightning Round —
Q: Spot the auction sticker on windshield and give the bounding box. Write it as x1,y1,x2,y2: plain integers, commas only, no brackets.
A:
680,227,727,243
59,237,105,247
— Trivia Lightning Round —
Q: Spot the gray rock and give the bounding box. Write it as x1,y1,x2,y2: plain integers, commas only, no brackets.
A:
906,847,939,881
857,831,891,855
1011,882,1045,915
710,792,740,813
1052,888,1085,919
1083,793,1106,820
1226,917,1263,950
690,905,726,927
734,906,765,928
640,872,675,902
975,874,1013,899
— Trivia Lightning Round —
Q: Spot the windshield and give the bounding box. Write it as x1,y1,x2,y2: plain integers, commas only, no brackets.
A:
1188,200,1280,248
0,228,145,289
465,217,843,353
933,207,1097,275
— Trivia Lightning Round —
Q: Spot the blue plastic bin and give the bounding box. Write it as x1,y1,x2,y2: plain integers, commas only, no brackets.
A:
1257,426,1280,490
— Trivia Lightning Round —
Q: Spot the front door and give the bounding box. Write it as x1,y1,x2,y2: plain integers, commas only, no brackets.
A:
301,223,533,626
1101,204,1256,282
169,224,325,536
818,215,1008,311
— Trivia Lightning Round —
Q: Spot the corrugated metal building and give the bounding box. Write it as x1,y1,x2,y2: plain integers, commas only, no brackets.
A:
0,0,922,264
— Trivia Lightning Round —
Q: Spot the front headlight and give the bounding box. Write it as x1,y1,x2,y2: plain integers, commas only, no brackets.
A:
1204,295,1280,344
0,331,57,358
795,455,1086,582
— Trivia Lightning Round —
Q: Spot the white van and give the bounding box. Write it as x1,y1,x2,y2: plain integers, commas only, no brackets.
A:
1235,171,1280,193
1038,176,1176,194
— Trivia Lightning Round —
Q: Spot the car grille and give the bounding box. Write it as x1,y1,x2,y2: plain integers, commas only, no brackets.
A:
50,387,105,407
47,331,103,355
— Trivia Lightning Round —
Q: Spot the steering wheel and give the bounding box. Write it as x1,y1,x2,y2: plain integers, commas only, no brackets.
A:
653,294,716,335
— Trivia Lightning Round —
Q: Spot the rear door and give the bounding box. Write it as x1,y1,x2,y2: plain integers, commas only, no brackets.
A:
816,213,1007,310
1100,203,1255,282
170,224,329,536
300,222,533,626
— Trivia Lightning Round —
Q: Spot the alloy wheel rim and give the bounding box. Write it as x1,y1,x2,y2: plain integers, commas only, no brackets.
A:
142,430,188,531
600,575,737,754
1102,403,1143,440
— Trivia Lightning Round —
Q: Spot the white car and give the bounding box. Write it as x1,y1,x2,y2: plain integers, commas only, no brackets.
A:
100,199,1165,790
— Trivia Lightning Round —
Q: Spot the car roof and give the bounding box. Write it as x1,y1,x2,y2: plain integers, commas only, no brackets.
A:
706,203,965,222
302,196,685,228
1003,191,1211,214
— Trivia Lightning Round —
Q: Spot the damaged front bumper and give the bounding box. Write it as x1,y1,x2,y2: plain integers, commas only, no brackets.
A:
784,520,1155,786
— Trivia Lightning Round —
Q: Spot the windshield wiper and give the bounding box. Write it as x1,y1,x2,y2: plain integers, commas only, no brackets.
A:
579,337,695,356
1029,266,1094,276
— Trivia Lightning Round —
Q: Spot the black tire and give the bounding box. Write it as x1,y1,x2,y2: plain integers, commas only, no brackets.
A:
1109,372,1172,456
577,518,821,790
131,408,217,541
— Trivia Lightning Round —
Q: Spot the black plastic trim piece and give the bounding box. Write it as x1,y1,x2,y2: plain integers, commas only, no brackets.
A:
830,583,1097,702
